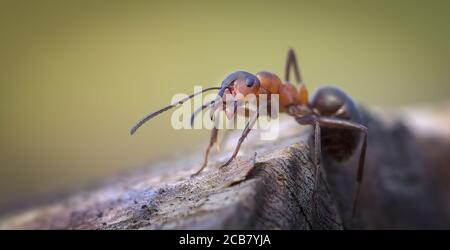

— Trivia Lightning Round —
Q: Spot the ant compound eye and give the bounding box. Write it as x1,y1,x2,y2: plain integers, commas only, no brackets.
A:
234,75,260,97
245,77,256,87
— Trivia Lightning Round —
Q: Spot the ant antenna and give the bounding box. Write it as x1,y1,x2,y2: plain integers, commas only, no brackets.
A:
130,86,220,135
190,99,216,127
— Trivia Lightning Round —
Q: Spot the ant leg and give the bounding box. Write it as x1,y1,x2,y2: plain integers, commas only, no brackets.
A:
313,116,368,219
217,115,241,152
220,110,259,168
295,115,322,193
352,132,367,219
313,121,321,192
284,48,303,84
216,126,231,153
295,115,322,226
191,127,219,176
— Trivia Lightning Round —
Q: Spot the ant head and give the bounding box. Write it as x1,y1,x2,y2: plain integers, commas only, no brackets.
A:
211,71,260,120
218,71,260,99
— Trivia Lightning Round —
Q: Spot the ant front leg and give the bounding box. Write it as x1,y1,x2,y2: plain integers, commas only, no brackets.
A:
216,124,233,153
191,127,219,177
220,109,260,168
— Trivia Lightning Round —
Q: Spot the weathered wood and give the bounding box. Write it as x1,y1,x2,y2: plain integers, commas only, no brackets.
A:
0,104,449,229
326,105,448,229
0,135,342,229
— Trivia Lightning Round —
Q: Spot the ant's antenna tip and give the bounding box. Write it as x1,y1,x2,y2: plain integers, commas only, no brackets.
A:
129,126,138,136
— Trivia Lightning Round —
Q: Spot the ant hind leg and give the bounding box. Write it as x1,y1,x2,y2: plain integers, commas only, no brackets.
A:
284,48,303,84
294,115,322,191
298,115,368,221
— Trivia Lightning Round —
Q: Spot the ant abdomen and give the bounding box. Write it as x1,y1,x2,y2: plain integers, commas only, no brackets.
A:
310,86,363,161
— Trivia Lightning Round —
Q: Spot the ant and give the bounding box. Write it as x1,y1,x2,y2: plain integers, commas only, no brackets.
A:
130,49,368,217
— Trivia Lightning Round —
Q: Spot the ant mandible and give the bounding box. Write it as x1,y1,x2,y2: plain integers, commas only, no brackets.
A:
130,48,368,217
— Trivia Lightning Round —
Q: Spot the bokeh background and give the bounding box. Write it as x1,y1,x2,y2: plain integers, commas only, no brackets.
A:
0,0,449,211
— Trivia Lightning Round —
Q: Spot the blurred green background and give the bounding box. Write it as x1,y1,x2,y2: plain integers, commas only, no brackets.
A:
0,0,449,209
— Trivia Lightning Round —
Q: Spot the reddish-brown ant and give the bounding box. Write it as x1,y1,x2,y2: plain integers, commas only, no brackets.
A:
130,49,368,217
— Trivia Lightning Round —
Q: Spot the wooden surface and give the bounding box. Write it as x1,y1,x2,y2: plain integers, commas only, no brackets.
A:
1,103,449,229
